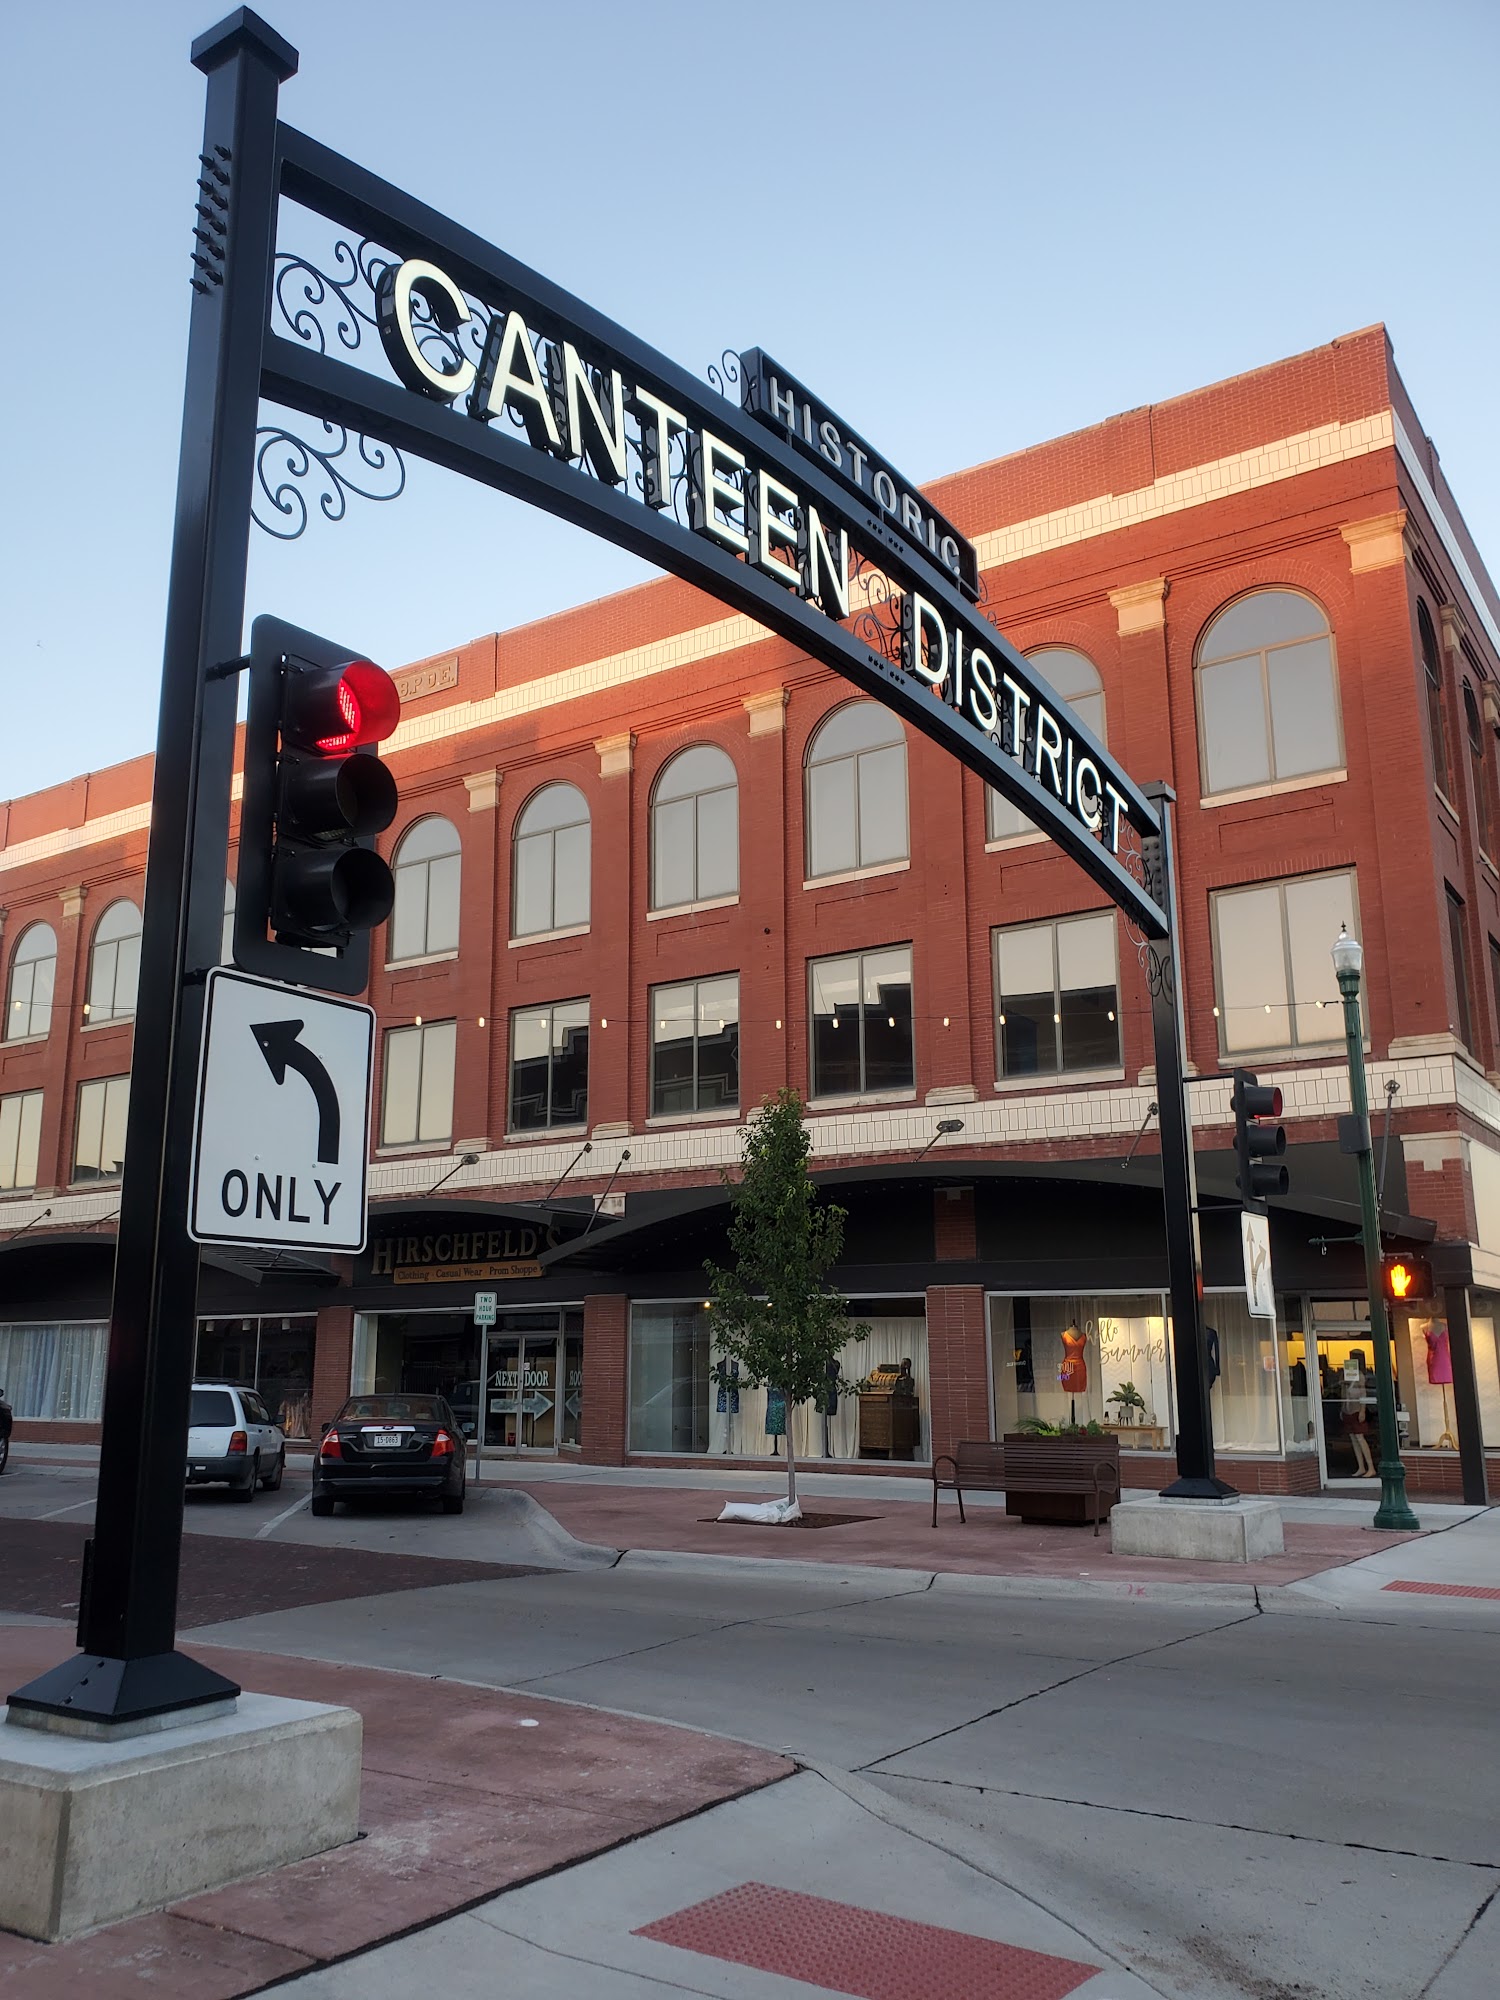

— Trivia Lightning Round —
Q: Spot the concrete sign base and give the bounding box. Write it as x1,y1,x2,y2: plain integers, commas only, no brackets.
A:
0,1692,360,1941
1110,1495,1286,1564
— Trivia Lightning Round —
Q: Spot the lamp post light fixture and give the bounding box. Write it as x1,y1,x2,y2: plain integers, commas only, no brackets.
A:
917,1117,966,1159
1331,925,1419,1531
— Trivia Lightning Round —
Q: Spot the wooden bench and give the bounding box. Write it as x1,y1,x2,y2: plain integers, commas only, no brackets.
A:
1002,1435,1121,1537
931,1440,1006,1526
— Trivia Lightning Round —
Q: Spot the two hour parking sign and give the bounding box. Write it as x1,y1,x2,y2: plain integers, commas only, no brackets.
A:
189,967,374,1252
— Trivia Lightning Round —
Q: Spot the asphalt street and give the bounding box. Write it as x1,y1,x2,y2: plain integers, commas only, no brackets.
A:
2,1452,1497,1999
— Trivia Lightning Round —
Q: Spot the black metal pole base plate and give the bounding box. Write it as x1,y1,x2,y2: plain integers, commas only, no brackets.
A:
7,1650,241,1727
1158,1475,1241,1501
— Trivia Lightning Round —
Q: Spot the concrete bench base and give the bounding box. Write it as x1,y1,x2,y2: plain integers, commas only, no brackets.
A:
0,1691,361,1941
1110,1495,1285,1563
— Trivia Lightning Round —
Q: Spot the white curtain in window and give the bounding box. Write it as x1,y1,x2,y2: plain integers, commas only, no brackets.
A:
0,1322,108,1420
708,1316,929,1462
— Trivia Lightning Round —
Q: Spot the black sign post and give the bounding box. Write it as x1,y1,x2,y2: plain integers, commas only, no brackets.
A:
12,4,1228,1727
9,10,297,1725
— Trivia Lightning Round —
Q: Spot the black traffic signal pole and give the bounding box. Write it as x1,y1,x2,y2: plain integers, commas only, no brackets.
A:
10,10,299,1725
1143,786,1234,1500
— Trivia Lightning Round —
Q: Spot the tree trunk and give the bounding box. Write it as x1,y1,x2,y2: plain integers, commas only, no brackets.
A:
785,1416,798,1510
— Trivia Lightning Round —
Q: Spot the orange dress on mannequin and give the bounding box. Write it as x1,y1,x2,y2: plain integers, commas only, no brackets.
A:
1059,1326,1088,1394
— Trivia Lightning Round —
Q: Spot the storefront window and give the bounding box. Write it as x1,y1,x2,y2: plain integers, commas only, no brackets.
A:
195,1316,316,1437
629,1298,930,1460
352,1307,582,1451
1468,1293,1500,1448
1280,1297,1315,1449
0,1322,107,1421
989,1294,1173,1447
1204,1293,1283,1451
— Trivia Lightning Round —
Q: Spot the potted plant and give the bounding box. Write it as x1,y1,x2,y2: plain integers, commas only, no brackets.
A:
1105,1381,1147,1426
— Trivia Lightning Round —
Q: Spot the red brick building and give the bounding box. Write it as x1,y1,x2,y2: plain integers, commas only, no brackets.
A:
3,324,1497,1497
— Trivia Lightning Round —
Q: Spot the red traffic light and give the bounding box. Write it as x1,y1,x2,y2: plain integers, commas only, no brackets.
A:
281,659,401,758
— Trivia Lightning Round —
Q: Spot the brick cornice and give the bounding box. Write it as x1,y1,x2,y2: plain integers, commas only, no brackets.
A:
1340,509,1407,573
595,732,635,778
1107,576,1168,636
743,688,788,735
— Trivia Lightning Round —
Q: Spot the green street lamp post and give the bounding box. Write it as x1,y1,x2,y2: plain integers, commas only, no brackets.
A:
1331,925,1419,1532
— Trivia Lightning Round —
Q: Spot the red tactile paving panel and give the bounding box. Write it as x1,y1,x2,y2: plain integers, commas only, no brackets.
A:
1384,1579,1500,1600
636,1882,1100,1999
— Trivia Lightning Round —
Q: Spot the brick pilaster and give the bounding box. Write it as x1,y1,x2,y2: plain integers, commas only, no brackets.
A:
925,1284,989,1463
580,1291,628,1463
312,1305,355,1434
933,1185,976,1260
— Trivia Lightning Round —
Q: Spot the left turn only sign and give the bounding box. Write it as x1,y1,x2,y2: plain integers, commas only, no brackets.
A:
189,968,375,1252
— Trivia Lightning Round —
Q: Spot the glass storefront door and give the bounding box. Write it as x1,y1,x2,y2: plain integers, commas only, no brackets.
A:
350,1306,584,1453
1306,1301,1399,1483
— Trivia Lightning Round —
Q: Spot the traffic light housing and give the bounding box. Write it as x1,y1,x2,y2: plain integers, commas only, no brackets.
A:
1381,1253,1434,1304
234,617,401,995
1231,1067,1287,1210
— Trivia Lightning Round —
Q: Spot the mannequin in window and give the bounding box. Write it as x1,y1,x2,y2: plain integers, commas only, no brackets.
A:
1059,1324,1088,1423
1422,1322,1458,1450
1342,1351,1376,1477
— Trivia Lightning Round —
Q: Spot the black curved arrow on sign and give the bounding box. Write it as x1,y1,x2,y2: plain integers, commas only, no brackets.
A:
250,1019,340,1164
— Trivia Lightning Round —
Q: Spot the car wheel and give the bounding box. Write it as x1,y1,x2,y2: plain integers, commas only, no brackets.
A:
0,1433,9,1475
262,1449,285,1492
309,1492,335,1517
441,1491,464,1515
234,1454,260,1502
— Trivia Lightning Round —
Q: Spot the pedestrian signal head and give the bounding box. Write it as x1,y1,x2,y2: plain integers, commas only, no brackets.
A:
1381,1253,1433,1303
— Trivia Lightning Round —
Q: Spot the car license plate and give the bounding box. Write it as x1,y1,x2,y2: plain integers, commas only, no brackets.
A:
370,1432,402,1448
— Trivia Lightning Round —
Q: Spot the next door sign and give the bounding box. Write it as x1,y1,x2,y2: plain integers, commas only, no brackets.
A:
189,967,374,1252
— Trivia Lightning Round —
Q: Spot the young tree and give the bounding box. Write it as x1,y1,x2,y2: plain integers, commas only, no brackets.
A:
704,1088,867,1515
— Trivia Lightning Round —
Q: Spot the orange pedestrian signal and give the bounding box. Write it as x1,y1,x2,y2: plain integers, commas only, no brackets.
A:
1381,1253,1434,1303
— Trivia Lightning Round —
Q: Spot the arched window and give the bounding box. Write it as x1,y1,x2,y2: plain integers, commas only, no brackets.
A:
389,817,461,961
988,648,1105,842
513,783,591,937
805,703,907,880
1196,590,1342,797
651,746,739,911
1464,681,1496,859
86,901,141,1025
1421,601,1455,800
5,923,57,1041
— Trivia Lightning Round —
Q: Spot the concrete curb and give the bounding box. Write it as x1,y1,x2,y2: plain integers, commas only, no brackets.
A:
469,1485,620,1571
613,1547,1261,1605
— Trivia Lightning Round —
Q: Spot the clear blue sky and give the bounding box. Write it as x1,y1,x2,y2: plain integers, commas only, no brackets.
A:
2,0,1496,804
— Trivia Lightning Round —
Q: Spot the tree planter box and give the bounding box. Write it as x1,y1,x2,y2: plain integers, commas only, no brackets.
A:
1002,1433,1122,1529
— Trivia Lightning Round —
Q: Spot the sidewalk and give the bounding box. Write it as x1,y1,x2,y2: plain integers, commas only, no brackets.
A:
0,1622,791,2000
499,1469,1462,1592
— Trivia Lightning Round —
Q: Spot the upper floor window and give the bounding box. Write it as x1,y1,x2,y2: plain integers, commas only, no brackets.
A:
380,1018,457,1147
5,923,56,1042
0,1089,43,1192
1197,590,1342,799
514,783,591,938
390,817,461,962
74,1074,130,1183
810,945,914,1099
1447,887,1474,1051
1211,868,1356,1057
651,747,738,911
509,998,590,1133
805,703,907,880
1420,602,1455,801
651,974,740,1116
988,649,1105,842
85,901,141,1026
995,912,1119,1079
1464,682,1496,860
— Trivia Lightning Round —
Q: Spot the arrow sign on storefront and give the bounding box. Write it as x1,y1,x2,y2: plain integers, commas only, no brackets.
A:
521,1393,554,1418
251,1018,341,1163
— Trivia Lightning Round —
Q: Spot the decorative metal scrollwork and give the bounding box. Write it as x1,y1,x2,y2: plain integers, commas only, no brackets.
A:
848,546,903,667
706,348,741,399
252,420,406,540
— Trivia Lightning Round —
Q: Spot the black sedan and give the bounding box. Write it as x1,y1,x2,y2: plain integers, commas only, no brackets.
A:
311,1393,466,1516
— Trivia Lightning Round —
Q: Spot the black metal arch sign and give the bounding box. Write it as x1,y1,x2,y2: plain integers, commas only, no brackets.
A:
258,126,1168,940
14,6,1219,1736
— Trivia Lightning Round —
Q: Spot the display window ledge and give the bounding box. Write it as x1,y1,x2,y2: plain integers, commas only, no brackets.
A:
80,1015,133,1032
1,1031,49,1049
984,831,1048,855
375,1140,453,1157
807,1089,918,1112
645,1108,741,1129
503,1123,588,1144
